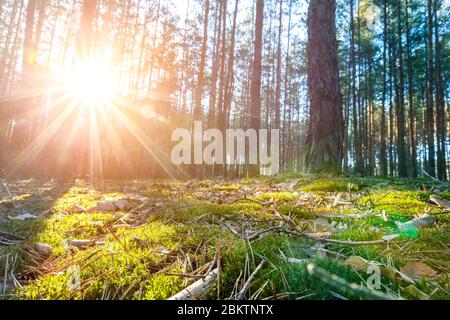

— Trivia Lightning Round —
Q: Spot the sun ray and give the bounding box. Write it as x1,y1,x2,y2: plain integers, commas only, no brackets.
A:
7,100,79,177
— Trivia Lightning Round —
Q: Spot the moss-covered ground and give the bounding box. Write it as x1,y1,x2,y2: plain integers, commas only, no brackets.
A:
0,175,448,300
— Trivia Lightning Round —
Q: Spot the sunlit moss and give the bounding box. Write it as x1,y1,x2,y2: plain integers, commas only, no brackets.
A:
252,192,298,202
300,179,359,193
212,185,241,192
358,191,431,216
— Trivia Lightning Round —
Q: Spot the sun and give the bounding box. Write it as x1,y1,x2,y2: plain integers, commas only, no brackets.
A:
63,61,116,107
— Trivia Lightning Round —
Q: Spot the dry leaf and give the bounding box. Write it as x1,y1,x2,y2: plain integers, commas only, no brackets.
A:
343,256,369,271
128,194,150,202
114,199,132,211
35,243,53,256
400,262,440,280
306,231,333,238
89,201,117,212
314,217,331,228
277,179,300,190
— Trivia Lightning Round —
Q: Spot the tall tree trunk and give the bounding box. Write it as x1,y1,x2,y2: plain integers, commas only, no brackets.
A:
274,0,282,131
434,1,447,180
193,0,210,122
22,0,37,86
405,0,417,177
396,0,408,177
425,0,436,177
282,0,293,171
350,0,362,174
305,0,343,173
379,0,388,177
76,0,97,61
248,0,264,177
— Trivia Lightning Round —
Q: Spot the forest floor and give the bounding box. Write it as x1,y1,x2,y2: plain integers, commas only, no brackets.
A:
0,175,449,300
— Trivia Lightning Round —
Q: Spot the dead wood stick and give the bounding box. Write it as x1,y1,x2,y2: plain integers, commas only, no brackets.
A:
402,214,437,229
422,169,440,182
225,224,390,246
234,260,266,300
168,268,219,300
0,232,26,241
430,195,450,210
314,212,379,219
307,264,396,300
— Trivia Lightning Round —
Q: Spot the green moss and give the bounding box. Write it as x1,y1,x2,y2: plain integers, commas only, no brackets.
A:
300,179,359,193
252,192,298,203
168,200,267,222
359,191,431,216
212,185,241,192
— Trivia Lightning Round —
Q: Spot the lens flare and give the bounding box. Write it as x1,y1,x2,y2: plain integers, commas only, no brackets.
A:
63,62,116,107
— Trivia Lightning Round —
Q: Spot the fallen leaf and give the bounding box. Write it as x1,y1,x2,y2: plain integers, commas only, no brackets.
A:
343,256,369,271
306,231,333,238
313,217,331,228
402,285,429,300
35,243,53,256
67,240,92,248
72,204,87,212
128,194,150,202
400,262,440,280
88,201,117,212
277,179,300,190
114,199,132,211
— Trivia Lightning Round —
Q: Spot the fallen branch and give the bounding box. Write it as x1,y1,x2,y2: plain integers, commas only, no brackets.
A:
315,212,378,219
430,195,450,210
307,263,397,300
225,224,391,246
168,268,219,300
403,214,436,229
422,169,439,182
0,232,25,241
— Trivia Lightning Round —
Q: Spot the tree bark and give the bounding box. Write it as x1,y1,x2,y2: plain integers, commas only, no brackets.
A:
305,0,343,173
248,0,264,177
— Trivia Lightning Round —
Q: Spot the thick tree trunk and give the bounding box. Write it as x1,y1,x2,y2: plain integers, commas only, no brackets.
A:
305,0,343,173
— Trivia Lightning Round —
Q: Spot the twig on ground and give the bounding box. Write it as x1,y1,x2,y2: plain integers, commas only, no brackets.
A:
234,260,266,300
168,268,219,300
